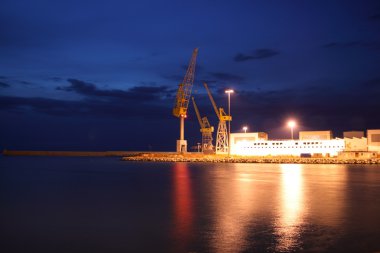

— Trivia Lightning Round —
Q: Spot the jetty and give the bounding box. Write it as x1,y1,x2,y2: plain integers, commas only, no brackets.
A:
122,153,380,164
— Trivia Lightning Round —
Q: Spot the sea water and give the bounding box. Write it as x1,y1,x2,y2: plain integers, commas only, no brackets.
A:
1,156,380,253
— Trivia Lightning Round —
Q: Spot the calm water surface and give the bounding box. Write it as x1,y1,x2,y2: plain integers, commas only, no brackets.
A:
1,157,380,252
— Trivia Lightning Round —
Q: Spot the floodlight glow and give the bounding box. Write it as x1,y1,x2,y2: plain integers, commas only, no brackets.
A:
287,120,296,139
243,126,248,133
287,120,296,128
225,89,234,94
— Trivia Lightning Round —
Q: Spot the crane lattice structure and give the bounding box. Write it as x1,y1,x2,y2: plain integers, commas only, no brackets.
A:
172,48,198,153
203,82,232,154
191,97,214,153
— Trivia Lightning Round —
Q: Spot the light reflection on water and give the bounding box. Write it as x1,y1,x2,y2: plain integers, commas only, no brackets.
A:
308,165,348,228
171,163,352,252
1,157,380,253
172,163,193,251
209,164,258,253
276,164,305,251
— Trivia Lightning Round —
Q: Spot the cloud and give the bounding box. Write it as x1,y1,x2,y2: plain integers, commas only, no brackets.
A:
234,49,280,62
369,14,380,21
209,72,244,83
322,41,380,50
0,95,81,115
0,78,180,119
0,78,177,119
46,77,64,82
57,79,170,102
0,81,10,88
17,80,33,85
0,94,171,120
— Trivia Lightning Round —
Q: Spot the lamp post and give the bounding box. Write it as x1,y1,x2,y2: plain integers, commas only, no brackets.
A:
243,126,248,133
287,120,296,140
225,89,234,156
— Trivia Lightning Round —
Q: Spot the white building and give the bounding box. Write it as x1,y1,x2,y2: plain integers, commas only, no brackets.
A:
368,129,380,152
229,130,380,157
230,131,345,157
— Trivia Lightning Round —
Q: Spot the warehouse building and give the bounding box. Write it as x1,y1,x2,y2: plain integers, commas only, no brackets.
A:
368,129,380,152
230,129,380,157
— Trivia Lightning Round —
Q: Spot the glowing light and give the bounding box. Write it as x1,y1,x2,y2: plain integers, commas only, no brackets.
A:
242,126,248,133
287,120,296,139
287,120,296,128
225,89,234,94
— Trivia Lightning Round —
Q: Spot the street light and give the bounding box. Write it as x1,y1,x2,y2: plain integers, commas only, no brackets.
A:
287,120,296,140
243,126,248,133
225,89,234,156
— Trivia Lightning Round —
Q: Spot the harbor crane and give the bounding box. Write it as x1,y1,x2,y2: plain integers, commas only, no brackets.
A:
203,82,232,154
191,97,214,153
172,48,198,153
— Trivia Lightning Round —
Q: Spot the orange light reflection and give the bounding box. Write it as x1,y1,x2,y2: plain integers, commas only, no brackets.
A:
172,162,193,251
210,164,259,253
276,164,305,252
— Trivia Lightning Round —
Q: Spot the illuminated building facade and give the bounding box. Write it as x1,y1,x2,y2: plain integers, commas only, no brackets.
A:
367,129,380,152
230,130,380,157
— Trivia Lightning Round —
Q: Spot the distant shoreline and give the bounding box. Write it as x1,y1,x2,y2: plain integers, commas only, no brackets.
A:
1,150,147,157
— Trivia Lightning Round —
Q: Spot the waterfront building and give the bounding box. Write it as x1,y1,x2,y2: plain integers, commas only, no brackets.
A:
299,130,332,140
343,131,364,138
230,130,380,157
368,129,380,152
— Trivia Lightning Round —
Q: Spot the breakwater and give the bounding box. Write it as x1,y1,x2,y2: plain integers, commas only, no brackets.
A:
2,150,143,157
122,154,380,164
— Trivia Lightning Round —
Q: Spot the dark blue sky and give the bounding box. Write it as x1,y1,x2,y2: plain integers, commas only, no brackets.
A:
1,0,380,151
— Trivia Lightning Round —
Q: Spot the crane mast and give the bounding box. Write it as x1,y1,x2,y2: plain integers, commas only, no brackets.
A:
191,97,214,153
203,82,231,154
172,48,198,153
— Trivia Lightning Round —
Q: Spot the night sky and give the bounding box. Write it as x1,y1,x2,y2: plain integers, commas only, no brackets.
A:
1,0,379,151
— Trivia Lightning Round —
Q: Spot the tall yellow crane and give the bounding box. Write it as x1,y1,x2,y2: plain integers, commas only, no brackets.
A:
203,82,232,154
191,97,214,153
172,48,198,153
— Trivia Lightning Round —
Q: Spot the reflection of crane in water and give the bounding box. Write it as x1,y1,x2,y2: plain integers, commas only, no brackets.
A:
191,97,214,153
203,82,232,154
172,48,198,153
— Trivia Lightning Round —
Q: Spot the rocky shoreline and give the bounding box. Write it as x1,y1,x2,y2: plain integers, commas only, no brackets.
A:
122,154,380,164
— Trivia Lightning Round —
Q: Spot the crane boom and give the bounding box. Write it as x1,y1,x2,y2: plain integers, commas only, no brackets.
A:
173,48,198,118
192,97,204,128
191,96,214,153
203,82,231,122
172,48,198,153
203,82,220,119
